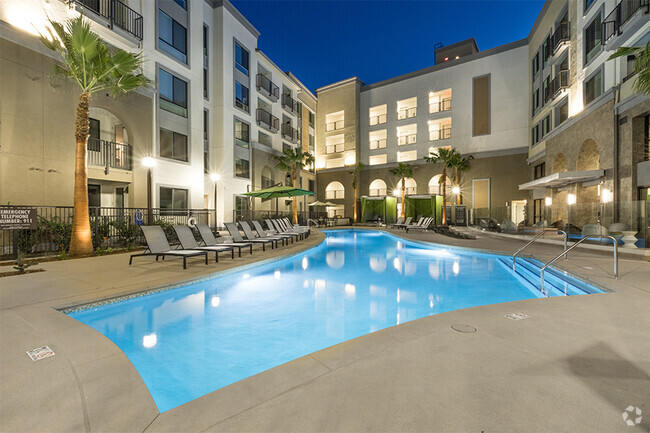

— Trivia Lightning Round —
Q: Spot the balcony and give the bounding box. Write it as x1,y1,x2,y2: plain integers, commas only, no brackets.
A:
602,0,649,46
429,98,452,113
256,74,279,101
544,70,569,104
256,108,279,133
397,107,417,120
87,138,132,170
398,134,417,145
549,22,570,57
281,93,298,113
429,127,452,141
69,0,143,40
326,120,344,132
369,114,387,126
281,123,299,143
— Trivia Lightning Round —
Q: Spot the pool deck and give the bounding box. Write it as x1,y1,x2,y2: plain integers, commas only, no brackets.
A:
1,227,648,433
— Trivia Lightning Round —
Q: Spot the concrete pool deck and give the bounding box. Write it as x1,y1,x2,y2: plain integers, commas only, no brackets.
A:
1,227,648,432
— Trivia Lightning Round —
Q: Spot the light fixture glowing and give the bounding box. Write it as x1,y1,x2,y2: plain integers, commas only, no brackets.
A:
567,194,576,205
211,295,221,307
142,157,156,168
393,189,400,197
601,188,611,203
210,173,221,182
142,333,157,348
452,186,460,195
545,197,553,206
444,57,449,62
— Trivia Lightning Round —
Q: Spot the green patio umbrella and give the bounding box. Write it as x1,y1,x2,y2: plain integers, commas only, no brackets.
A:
242,185,315,219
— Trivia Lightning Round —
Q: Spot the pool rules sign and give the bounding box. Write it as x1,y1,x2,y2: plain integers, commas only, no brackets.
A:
0,208,37,230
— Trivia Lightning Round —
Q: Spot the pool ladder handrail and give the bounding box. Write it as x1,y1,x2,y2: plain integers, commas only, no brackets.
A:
540,235,619,294
512,228,568,272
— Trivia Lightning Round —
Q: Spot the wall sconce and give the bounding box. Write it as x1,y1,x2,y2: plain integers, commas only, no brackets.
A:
601,188,611,203
567,194,576,205
545,197,552,206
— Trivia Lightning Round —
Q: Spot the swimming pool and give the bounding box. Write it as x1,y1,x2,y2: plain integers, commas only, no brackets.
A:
67,229,602,412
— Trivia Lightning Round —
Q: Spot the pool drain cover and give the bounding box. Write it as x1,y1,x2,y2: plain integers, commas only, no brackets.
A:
451,324,477,333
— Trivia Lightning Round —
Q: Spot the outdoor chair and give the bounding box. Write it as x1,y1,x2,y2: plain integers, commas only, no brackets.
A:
279,218,309,237
388,217,404,228
173,225,235,262
392,217,412,229
129,225,208,269
269,219,303,240
240,221,285,247
196,224,252,256
405,217,433,232
252,220,293,244
225,222,275,251
282,217,310,234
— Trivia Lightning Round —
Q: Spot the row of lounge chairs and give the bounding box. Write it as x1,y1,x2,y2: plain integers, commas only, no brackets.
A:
129,218,310,269
391,216,433,232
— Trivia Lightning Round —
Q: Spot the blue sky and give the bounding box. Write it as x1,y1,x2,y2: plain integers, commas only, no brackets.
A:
230,0,546,92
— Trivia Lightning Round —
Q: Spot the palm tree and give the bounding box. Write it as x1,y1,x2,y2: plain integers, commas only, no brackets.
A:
348,162,365,223
274,148,315,224
608,41,650,96
425,148,458,225
40,17,150,256
449,151,474,205
389,163,414,220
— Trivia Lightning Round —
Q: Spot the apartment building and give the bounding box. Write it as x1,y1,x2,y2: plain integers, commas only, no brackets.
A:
520,0,650,233
315,39,531,221
0,0,315,224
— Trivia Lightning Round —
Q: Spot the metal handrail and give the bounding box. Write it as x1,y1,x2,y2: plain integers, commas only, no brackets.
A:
512,228,567,271
540,235,619,294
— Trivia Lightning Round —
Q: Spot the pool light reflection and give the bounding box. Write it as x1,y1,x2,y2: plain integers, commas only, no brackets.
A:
142,333,157,348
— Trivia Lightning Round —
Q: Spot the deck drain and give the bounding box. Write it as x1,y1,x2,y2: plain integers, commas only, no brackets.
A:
451,324,477,333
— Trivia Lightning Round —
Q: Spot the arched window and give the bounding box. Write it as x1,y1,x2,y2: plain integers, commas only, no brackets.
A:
399,178,417,195
261,166,274,189
428,175,453,195
325,181,345,199
368,179,387,196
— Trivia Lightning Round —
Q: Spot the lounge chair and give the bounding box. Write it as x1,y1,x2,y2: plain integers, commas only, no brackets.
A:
281,217,310,234
405,217,433,232
252,220,293,244
225,222,275,251
388,217,404,228
196,223,252,256
129,225,208,269
173,225,234,262
392,217,412,229
268,219,303,241
240,221,285,247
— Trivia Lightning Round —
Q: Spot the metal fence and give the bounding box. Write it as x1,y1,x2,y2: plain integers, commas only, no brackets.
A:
0,205,210,260
232,210,327,227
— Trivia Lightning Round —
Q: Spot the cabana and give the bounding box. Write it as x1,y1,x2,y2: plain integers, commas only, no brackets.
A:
360,196,397,224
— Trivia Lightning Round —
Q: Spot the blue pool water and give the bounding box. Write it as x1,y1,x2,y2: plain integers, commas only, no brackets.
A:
68,229,601,412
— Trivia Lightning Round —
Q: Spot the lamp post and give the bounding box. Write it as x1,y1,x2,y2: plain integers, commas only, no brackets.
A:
210,173,220,230
142,157,156,224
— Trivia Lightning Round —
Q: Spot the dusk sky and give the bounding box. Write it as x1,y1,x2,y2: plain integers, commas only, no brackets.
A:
230,0,546,92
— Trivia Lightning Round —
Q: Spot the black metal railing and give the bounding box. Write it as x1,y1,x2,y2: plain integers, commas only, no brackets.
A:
281,123,299,142
69,0,143,40
429,127,452,141
397,107,417,120
281,93,298,113
551,22,570,54
87,138,132,170
256,74,279,100
544,70,569,103
256,108,279,132
0,205,210,259
429,98,452,113
602,0,649,44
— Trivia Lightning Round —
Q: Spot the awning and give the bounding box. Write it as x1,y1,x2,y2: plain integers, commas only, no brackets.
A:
518,169,605,190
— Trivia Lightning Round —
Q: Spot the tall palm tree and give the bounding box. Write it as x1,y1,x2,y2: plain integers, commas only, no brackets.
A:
449,151,474,205
389,163,414,220
348,162,365,223
425,148,457,225
608,41,650,96
40,17,150,256
274,148,315,224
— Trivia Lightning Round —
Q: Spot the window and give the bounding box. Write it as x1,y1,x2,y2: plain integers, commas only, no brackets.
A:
534,162,546,179
369,104,387,125
584,70,602,105
472,75,490,136
235,157,250,178
326,111,345,131
533,199,544,223
172,0,187,9
531,124,540,146
556,100,569,126
160,187,188,209
325,158,345,168
541,115,551,138
309,111,315,128
308,179,315,192
625,55,636,80
203,25,208,98
308,134,315,153
159,70,187,117
235,195,250,215
235,119,250,148
397,150,417,162
326,135,344,154
396,98,417,120
369,154,387,165
235,81,249,112
584,13,602,65
541,76,550,106
203,110,209,173
325,181,345,199
235,42,249,75
542,39,549,68
532,89,540,116
158,10,187,63
88,118,100,151
532,53,539,81
584,0,596,11
160,128,188,162
645,115,650,161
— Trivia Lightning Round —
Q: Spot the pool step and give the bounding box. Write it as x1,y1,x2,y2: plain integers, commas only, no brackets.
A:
497,257,592,297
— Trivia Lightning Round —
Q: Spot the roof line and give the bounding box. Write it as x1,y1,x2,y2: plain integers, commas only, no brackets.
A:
206,0,260,38
316,77,365,93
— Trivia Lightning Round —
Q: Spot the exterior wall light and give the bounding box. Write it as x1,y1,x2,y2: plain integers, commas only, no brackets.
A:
567,194,576,205
545,197,552,206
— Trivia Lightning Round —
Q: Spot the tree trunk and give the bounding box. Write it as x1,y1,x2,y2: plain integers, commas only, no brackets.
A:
401,177,406,219
441,167,447,226
292,167,298,225
69,92,94,257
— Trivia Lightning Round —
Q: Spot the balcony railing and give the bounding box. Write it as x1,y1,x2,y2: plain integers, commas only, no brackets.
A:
281,93,298,113
398,134,417,145
544,70,569,103
602,0,650,45
550,22,570,55
369,139,386,150
87,138,132,170
326,120,344,131
429,98,452,113
281,123,299,143
326,143,344,154
369,188,387,197
256,108,279,132
369,113,387,126
69,0,143,40
429,127,452,141
325,190,344,199
397,107,417,120
256,74,279,101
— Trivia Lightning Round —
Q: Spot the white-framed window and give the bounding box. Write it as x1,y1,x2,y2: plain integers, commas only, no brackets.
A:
369,154,387,166
326,111,345,132
325,181,345,199
397,150,417,162
369,179,387,196
369,129,387,150
428,89,452,113
397,97,417,120
397,124,417,145
428,118,452,141
326,134,344,154
369,104,387,126
326,158,345,169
